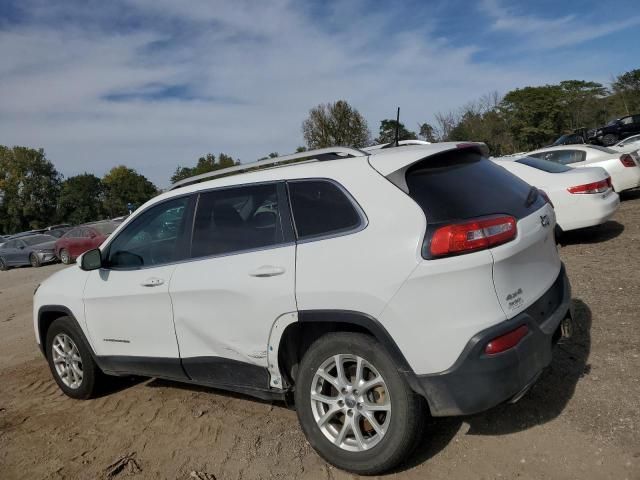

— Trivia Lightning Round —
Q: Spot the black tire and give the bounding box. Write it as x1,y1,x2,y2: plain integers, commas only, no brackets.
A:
602,133,618,146
45,316,103,399
59,249,72,265
294,332,425,475
30,253,41,268
0,257,7,271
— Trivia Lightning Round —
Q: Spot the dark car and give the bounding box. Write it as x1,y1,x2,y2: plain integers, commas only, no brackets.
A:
0,234,58,270
589,114,640,146
54,222,118,264
551,133,586,146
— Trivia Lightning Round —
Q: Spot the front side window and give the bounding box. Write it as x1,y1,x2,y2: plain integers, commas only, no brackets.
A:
191,183,285,258
288,180,363,240
106,196,191,268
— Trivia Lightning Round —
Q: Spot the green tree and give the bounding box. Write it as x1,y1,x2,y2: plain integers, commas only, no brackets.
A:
302,100,370,149
558,80,607,130
57,173,105,225
102,166,158,217
418,123,437,142
611,68,640,114
0,146,61,234
375,119,417,144
171,153,239,184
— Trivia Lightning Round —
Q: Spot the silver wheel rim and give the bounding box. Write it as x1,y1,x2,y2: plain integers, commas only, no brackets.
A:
310,354,391,452
30,254,37,267
52,333,83,389
61,250,69,263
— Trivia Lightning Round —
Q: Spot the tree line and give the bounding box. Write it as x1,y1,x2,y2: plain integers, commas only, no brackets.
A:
2,67,637,235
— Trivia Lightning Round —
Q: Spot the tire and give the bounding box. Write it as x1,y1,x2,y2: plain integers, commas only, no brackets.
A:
45,316,103,399
602,133,618,146
294,332,425,475
30,253,41,268
59,249,72,265
0,257,8,271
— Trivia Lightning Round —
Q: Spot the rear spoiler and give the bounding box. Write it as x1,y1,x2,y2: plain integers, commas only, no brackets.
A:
368,142,489,193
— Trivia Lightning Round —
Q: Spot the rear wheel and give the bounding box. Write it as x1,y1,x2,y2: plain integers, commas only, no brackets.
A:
0,257,8,271
295,332,425,475
45,316,103,399
59,249,72,265
602,133,618,146
30,253,41,268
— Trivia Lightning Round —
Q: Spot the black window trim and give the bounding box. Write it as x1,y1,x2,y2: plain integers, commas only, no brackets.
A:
285,177,368,244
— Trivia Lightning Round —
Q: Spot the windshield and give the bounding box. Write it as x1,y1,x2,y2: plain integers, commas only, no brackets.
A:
23,235,55,246
516,156,571,173
606,118,619,126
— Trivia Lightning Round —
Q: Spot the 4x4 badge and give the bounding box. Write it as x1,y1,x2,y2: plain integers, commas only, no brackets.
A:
540,214,550,227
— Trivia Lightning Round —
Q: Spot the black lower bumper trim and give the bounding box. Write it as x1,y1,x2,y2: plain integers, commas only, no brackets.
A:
417,264,572,417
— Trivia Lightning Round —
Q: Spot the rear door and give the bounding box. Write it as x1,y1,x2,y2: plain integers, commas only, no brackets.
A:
169,182,297,389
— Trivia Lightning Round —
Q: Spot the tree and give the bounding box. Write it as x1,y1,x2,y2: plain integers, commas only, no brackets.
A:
0,146,61,234
302,100,370,149
558,80,607,130
418,123,437,142
102,166,158,217
611,69,640,114
375,119,417,144
57,174,105,225
171,153,239,184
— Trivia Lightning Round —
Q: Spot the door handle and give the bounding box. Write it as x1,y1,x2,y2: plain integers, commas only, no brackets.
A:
249,265,286,278
140,277,165,287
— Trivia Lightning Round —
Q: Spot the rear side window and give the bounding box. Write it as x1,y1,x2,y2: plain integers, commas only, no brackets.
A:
516,156,571,173
405,149,544,223
191,183,286,258
288,180,363,240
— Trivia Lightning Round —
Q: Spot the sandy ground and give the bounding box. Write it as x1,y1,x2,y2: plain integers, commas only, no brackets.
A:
1,193,639,480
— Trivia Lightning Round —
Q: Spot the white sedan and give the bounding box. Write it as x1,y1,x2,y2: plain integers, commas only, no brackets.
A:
493,156,620,232
610,134,640,153
526,145,640,192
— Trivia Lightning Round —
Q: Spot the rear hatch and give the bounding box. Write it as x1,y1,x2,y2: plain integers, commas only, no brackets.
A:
374,144,561,318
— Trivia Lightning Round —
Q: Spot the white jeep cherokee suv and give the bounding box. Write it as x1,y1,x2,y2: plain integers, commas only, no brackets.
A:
34,142,572,474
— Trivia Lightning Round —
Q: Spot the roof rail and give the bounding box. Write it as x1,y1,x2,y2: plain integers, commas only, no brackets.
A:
170,146,368,190
363,140,431,151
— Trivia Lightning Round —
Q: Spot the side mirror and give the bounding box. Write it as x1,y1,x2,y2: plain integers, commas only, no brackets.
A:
80,248,103,271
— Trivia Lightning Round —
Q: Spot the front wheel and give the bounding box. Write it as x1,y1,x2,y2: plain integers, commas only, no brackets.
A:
45,316,103,399
295,332,425,475
602,133,618,146
59,248,72,265
30,253,41,268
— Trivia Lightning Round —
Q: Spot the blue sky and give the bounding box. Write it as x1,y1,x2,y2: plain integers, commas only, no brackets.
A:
1,0,639,187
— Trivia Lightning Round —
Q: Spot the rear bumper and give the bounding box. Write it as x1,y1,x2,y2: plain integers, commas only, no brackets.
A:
559,191,620,231
417,264,572,417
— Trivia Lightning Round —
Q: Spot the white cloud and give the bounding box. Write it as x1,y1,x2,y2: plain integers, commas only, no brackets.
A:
0,0,634,187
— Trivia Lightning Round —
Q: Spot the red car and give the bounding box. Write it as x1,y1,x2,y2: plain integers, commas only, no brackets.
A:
55,222,118,264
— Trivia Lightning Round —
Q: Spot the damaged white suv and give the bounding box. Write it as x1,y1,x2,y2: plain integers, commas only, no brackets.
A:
34,142,572,474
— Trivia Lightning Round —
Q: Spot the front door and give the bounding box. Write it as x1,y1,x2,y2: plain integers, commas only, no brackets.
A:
83,195,195,379
170,182,297,389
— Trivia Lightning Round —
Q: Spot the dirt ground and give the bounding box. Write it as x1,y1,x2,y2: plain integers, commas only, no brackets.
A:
1,194,639,480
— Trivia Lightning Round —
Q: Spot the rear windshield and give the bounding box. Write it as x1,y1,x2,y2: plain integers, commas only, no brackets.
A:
405,149,545,223
90,222,117,235
516,156,571,173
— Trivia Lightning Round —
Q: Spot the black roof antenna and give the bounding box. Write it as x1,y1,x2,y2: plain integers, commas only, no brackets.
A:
381,107,401,149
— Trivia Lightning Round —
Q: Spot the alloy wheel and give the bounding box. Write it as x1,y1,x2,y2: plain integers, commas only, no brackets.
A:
51,333,83,389
310,354,391,452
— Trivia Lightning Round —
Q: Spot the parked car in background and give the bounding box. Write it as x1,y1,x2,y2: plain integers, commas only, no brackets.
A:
550,132,585,147
588,114,640,146
526,145,640,192
111,215,130,224
493,156,619,233
611,134,640,152
46,224,71,231
54,221,118,264
0,236,7,247
0,234,57,270
47,227,72,239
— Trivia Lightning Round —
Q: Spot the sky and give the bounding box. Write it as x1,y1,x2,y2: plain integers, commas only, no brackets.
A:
1,0,639,188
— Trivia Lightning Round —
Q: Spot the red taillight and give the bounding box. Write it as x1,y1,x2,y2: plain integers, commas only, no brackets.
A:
485,325,529,355
567,177,611,194
538,189,553,208
430,215,517,258
620,154,636,167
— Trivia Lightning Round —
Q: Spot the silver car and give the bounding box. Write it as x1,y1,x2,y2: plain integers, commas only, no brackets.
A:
0,234,58,270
